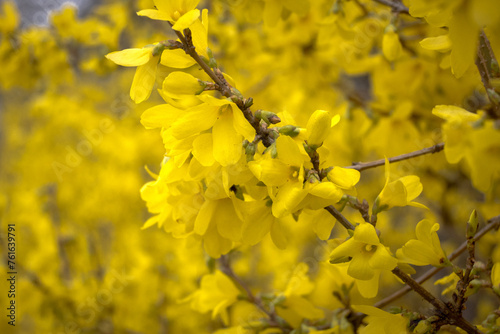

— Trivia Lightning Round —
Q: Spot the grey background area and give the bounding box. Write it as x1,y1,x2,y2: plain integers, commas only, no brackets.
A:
6,0,98,26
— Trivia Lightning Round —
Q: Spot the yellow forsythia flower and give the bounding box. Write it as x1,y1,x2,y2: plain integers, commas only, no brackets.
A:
185,270,240,325
277,263,324,327
372,158,427,215
396,219,447,267
330,223,398,298
433,105,500,192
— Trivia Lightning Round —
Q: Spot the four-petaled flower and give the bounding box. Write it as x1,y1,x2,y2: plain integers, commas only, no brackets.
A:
372,158,427,215
184,270,240,325
330,223,398,298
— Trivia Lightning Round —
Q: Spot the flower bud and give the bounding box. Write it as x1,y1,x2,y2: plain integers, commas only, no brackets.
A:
255,110,281,125
306,109,332,149
244,97,254,109
208,58,218,68
279,125,301,137
382,25,402,62
467,209,478,239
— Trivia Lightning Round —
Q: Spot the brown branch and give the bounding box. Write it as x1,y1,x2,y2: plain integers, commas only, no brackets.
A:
454,226,477,311
391,267,448,311
343,196,371,224
375,214,500,308
345,142,444,171
475,30,500,119
325,205,356,231
168,25,275,147
372,0,410,14
391,267,481,334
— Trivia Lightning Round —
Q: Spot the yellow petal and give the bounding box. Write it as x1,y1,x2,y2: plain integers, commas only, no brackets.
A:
348,252,375,280
398,240,443,266
419,35,452,52
213,112,243,166
203,224,232,258
353,223,379,245
432,105,481,123
162,71,204,97
160,49,197,68
327,167,360,189
130,56,158,103
449,8,478,78
192,133,215,166
141,104,183,129
137,9,172,21
194,200,216,235
170,103,219,139
356,274,380,298
241,202,273,245
270,217,291,249
399,175,422,201
308,182,343,202
491,263,500,287
248,159,290,186
272,181,308,218
216,198,243,241
276,135,303,167
190,17,208,58
232,107,256,141
172,9,200,31
105,48,152,67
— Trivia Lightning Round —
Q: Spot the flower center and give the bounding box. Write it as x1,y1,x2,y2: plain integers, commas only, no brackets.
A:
364,244,376,252
173,10,181,20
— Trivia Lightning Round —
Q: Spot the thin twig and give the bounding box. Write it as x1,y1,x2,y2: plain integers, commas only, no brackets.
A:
475,30,500,119
391,268,481,334
345,142,444,171
372,0,410,14
325,205,356,231
391,267,448,311
343,196,371,224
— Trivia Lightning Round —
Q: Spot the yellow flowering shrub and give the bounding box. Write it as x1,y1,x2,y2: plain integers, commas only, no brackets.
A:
1,0,500,333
